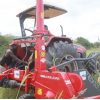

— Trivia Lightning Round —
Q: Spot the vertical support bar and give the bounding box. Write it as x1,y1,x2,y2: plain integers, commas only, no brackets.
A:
36,0,44,32
25,66,29,93
34,37,46,71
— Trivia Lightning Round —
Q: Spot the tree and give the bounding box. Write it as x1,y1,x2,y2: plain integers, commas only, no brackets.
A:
0,35,14,56
75,37,92,49
93,42,100,48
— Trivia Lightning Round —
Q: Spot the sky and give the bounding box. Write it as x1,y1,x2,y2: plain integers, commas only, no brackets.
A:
0,0,100,43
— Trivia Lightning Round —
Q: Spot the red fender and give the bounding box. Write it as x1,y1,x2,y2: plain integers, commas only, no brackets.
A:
67,73,84,93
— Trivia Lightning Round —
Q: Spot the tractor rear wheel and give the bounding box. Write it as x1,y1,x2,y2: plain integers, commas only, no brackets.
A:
46,41,79,72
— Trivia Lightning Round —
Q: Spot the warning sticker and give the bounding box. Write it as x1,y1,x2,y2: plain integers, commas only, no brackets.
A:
41,52,45,57
35,50,37,59
80,71,86,80
41,45,45,50
14,70,20,79
37,88,42,95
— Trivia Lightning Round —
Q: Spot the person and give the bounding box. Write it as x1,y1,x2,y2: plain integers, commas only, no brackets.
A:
0,44,27,69
44,25,48,30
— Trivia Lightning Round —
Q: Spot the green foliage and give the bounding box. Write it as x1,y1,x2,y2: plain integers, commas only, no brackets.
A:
87,48,100,56
0,35,9,56
92,71,100,86
75,37,93,49
75,37,100,49
0,88,25,99
0,88,18,99
0,34,14,56
93,42,100,48
0,35,9,45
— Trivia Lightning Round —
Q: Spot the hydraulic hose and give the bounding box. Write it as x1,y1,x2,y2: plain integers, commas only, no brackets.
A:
57,53,100,69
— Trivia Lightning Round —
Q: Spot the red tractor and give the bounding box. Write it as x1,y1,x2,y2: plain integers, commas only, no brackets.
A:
0,0,100,99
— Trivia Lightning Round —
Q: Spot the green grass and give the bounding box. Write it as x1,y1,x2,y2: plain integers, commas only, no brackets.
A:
0,88,18,99
0,88,25,99
92,71,100,85
87,47,100,56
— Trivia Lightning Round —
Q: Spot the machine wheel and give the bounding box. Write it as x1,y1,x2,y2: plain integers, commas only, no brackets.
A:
85,52,100,74
85,52,100,85
19,94,35,99
46,41,79,72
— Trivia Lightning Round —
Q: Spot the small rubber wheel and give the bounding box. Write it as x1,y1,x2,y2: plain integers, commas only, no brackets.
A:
19,94,35,99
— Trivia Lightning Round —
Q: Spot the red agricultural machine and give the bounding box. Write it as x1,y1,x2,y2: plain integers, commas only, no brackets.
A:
0,0,100,99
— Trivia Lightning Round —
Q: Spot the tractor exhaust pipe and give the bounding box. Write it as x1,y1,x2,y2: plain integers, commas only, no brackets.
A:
60,25,66,37
60,25,63,36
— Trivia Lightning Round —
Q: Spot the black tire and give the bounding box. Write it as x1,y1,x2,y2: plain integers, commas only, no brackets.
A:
46,41,79,71
19,94,35,99
85,52,100,74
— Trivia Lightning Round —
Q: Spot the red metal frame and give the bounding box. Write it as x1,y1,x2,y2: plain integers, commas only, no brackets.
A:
36,0,44,32
0,0,100,99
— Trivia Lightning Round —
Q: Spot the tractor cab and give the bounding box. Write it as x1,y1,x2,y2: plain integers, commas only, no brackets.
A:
9,4,84,71
7,4,68,70
17,4,67,37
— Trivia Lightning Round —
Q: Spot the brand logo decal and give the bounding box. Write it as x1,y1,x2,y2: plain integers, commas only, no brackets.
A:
40,75,60,80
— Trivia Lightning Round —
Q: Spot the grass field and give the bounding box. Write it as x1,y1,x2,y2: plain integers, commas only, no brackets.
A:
87,47,100,56
0,88,18,99
0,88,25,99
